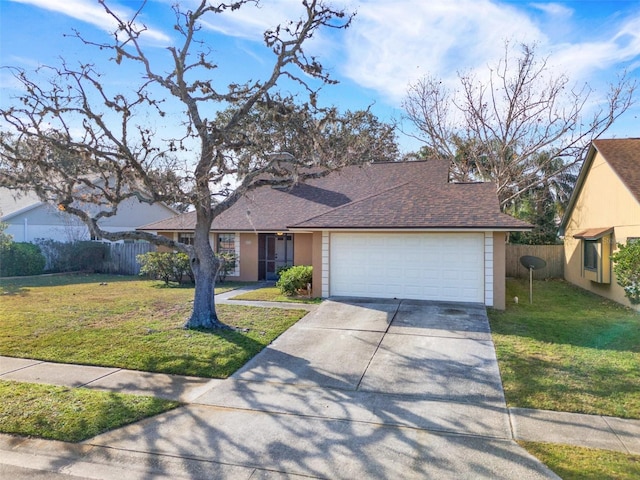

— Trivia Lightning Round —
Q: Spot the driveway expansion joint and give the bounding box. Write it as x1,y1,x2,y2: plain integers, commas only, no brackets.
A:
354,299,401,390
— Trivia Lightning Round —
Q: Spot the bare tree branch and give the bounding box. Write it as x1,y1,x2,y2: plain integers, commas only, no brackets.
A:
402,41,636,209
0,0,376,329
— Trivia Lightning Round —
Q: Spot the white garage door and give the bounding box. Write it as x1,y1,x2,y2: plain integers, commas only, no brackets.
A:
330,233,485,303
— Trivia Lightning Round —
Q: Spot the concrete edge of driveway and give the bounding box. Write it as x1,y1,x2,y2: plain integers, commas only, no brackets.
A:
0,433,294,480
509,407,640,455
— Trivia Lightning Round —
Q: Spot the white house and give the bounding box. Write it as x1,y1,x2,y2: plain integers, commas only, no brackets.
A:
0,187,177,243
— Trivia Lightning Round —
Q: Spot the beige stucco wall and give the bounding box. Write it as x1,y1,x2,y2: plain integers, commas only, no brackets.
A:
564,152,640,310
235,233,258,281
293,233,313,266
493,232,506,310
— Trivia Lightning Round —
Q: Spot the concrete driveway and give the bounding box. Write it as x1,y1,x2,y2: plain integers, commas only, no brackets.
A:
87,298,559,479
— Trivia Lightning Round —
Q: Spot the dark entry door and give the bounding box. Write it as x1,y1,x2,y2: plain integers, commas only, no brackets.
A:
260,233,293,280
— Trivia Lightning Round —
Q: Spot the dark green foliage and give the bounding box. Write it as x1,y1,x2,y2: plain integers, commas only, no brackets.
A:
0,242,46,276
137,251,192,285
276,265,313,296
276,264,293,277
611,241,640,304
36,239,109,273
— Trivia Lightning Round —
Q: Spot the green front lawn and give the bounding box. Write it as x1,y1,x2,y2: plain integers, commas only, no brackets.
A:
488,279,640,419
519,442,640,480
0,380,179,442
0,274,306,378
0,274,305,441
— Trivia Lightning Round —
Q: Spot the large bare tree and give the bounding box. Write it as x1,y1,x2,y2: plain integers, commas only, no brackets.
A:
0,0,390,329
403,42,636,209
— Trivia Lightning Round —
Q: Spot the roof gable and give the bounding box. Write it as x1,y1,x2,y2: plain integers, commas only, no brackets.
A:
0,188,43,220
560,138,640,232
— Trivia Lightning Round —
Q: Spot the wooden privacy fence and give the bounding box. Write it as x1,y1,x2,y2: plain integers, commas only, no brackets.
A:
505,244,564,279
102,242,156,275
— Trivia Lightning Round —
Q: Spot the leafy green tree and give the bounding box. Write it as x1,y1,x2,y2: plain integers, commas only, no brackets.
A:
508,153,577,244
611,241,640,305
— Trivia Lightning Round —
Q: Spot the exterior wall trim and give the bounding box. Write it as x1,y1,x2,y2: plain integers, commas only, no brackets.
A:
484,232,494,307
321,231,329,297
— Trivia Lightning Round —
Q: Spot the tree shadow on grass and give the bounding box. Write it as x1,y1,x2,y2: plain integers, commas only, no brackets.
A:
77,299,559,479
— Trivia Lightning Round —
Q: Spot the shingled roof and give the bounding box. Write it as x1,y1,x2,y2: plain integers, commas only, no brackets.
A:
139,160,530,232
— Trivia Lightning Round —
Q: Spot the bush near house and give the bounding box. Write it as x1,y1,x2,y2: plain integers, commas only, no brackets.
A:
276,265,312,296
137,251,192,285
0,242,46,276
611,241,640,304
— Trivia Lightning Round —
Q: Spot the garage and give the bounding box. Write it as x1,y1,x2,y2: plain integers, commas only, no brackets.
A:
329,232,485,303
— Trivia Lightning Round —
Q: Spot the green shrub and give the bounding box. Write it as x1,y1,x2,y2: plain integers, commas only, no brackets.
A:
137,251,192,285
276,264,293,277
216,252,237,283
611,241,640,304
276,265,312,296
36,239,109,273
0,242,46,277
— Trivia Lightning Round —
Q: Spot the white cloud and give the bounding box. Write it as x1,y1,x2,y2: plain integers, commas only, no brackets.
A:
340,0,545,102
548,12,640,81
529,2,573,17
336,0,640,106
9,0,171,44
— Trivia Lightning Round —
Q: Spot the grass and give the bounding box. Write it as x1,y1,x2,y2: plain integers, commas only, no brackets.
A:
0,274,307,378
488,278,640,419
231,286,323,304
519,441,640,480
0,380,178,442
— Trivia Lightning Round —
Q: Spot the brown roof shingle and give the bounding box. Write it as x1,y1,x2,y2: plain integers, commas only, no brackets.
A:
139,160,530,232
290,182,530,229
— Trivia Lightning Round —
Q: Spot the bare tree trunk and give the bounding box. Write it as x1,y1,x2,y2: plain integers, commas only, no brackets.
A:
184,209,224,329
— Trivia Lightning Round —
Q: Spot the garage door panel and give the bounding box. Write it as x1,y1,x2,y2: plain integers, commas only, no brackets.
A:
330,233,485,303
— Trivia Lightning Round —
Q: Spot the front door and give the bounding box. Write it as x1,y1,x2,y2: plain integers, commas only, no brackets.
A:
259,233,294,280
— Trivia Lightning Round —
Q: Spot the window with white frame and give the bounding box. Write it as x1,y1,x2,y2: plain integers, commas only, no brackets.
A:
217,233,239,276
178,232,195,245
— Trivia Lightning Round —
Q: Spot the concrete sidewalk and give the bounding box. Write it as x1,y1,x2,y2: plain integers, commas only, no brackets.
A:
1,295,638,479
1,355,638,454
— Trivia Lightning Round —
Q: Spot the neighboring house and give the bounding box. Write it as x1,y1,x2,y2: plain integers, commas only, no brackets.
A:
560,138,640,311
140,160,530,309
0,187,178,243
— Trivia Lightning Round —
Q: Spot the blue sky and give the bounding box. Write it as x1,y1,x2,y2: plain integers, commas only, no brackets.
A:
1,0,639,154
